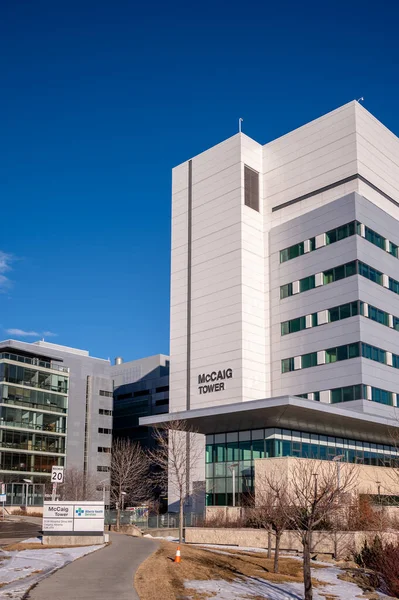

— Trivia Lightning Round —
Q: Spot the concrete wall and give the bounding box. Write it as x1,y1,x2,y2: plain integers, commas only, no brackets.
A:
185,527,399,557
255,457,399,498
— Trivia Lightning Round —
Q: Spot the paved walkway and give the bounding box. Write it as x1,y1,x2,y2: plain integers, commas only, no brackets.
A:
27,533,159,600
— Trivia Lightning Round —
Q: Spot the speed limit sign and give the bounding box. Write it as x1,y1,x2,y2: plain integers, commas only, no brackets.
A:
51,466,64,483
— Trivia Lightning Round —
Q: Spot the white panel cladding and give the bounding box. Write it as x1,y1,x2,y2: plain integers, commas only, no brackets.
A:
362,303,369,318
292,280,300,294
382,274,389,288
355,102,399,208
319,390,331,404
386,352,393,367
170,101,399,415
294,356,302,370
241,134,267,401
264,102,358,220
317,310,329,325
315,233,326,249
317,351,326,365
389,314,394,328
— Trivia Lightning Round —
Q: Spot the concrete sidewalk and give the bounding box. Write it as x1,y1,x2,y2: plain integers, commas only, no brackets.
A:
27,533,159,600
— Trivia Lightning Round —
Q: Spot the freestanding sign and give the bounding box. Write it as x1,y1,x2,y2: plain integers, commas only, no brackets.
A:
51,466,64,483
43,501,105,538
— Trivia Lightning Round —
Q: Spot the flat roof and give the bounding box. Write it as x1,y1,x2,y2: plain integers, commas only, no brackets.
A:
140,396,399,444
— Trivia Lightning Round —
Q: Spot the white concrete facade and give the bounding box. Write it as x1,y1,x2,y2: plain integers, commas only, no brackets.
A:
170,101,399,414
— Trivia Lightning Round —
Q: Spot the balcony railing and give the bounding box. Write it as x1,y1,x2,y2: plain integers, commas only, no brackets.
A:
0,352,69,373
0,420,66,434
0,441,65,453
1,397,67,414
0,376,68,394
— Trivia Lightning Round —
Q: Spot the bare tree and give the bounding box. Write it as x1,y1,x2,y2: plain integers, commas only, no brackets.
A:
54,467,102,501
111,438,151,530
251,469,292,573
148,420,203,543
270,458,357,600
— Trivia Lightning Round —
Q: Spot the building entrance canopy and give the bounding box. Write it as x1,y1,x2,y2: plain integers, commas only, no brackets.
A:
140,396,399,445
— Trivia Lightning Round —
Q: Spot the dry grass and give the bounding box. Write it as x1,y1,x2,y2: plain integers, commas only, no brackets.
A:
9,510,42,517
135,541,325,600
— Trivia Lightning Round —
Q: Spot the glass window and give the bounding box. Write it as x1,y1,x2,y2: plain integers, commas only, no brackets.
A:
323,269,334,285
281,358,294,373
280,283,292,299
389,241,398,258
331,388,342,403
345,261,357,277
281,321,290,336
300,275,315,293
348,343,360,359
389,278,399,295
339,303,351,319
244,166,259,211
301,352,317,369
326,228,337,244
329,306,340,322
326,347,337,363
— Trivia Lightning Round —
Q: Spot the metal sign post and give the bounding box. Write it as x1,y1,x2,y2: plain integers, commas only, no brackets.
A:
0,483,5,519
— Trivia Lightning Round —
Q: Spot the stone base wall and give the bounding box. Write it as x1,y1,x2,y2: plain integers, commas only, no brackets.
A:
185,528,399,557
42,535,104,546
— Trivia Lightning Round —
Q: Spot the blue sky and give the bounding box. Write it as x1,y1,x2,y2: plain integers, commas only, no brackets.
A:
1,0,398,361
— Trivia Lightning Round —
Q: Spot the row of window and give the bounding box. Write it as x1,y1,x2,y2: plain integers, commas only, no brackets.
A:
298,384,395,406
0,452,62,473
281,301,358,335
280,220,399,264
98,447,111,453
97,465,110,472
0,364,69,394
282,341,399,373
99,390,113,397
1,384,68,414
280,259,399,300
205,426,399,505
280,221,357,263
99,409,113,416
98,427,112,434
280,260,357,298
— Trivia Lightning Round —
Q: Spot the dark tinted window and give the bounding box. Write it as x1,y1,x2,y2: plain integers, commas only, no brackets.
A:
244,166,259,211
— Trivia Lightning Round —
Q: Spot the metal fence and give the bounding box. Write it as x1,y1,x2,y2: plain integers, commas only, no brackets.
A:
104,510,203,528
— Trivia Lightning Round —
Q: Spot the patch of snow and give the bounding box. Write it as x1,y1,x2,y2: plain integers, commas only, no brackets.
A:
0,543,104,599
144,534,179,542
185,562,380,600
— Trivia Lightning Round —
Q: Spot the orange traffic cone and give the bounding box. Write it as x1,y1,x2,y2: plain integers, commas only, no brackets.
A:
174,545,181,563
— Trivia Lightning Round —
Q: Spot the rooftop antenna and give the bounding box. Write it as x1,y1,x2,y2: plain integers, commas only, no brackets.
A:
357,97,364,103
238,117,243,133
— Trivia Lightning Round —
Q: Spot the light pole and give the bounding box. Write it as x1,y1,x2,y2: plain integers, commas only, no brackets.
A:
332,454,345,491
99,478,108,503
376,481,381,505
23,479,32,508
121,491,126,511
228,463,239,507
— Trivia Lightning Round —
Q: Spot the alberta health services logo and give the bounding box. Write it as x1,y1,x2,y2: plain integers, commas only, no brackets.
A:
76,507,84,516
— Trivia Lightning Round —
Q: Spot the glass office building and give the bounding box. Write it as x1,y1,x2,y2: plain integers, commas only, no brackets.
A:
0,349,68,505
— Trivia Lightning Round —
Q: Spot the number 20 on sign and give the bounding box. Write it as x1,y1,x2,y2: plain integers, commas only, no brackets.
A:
51,466,64,483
